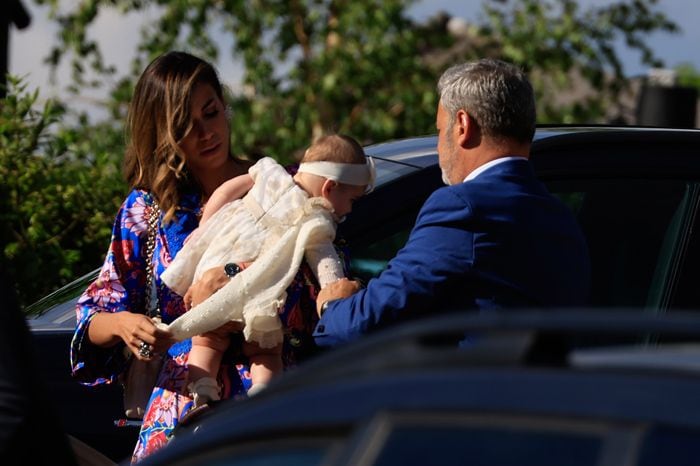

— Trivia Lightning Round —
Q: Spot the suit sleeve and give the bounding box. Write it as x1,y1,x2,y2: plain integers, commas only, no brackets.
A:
313,187,475,346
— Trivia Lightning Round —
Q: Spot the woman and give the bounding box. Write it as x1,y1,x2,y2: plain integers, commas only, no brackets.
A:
70,51,323,463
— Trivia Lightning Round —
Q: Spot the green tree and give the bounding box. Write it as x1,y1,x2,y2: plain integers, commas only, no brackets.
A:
0,76,125,308
475,0,678,123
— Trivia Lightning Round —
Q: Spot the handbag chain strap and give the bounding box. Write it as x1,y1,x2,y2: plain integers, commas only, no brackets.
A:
143,199,161,320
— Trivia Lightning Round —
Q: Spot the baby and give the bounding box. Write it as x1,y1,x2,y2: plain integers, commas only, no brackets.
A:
161,134,373,405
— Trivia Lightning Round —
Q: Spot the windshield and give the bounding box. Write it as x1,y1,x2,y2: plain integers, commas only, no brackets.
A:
26,269,98,331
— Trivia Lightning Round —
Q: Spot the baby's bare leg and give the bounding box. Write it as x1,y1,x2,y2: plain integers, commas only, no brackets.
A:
243,341,283,395
189,335,227,383
188,322,239,405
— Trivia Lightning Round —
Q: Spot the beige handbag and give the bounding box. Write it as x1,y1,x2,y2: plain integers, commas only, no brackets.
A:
122,200,165,420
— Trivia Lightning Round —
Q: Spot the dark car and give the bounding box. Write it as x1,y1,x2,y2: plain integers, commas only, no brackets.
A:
27,126,700,462
142,311,700,466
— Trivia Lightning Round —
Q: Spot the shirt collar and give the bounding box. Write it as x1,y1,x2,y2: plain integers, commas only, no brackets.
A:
463,156,528,182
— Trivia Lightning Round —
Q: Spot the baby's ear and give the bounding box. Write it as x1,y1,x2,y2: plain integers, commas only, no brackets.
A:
321,178,338,196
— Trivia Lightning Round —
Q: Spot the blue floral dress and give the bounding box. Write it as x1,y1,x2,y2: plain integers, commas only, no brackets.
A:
71,188,325,463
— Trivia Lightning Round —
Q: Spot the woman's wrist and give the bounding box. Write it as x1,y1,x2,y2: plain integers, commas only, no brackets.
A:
87,311,123,347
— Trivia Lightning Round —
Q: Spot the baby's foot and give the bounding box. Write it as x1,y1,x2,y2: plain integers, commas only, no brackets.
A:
247,382,268,397
188,377,220,407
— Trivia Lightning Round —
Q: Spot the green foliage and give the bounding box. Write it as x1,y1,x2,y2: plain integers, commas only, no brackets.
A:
0,76,125,308
675,63,700,90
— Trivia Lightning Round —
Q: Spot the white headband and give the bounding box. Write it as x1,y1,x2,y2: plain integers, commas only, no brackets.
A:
297,157,376,193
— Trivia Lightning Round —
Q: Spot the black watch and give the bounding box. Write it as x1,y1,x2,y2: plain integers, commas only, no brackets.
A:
224,263,242,278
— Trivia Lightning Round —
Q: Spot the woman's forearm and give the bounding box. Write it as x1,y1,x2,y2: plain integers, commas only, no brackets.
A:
87,311,125,347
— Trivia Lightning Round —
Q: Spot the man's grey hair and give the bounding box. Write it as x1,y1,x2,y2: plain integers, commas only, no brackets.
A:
437,59,536,144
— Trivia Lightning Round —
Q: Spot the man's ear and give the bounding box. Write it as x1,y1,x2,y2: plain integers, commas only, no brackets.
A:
455,109,472,147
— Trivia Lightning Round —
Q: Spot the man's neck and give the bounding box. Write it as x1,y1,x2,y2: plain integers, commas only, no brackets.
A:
460,138,530,180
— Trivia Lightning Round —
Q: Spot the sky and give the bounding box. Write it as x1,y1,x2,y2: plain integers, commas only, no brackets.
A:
7,0,700,117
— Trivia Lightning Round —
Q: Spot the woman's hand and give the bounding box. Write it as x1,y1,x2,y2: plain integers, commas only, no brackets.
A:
117,312,175,361
184,266,230,310
88,311,176,360
316,278,362,317
184,262,252,310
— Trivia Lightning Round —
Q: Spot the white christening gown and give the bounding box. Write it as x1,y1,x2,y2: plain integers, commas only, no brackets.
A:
160,157,344,348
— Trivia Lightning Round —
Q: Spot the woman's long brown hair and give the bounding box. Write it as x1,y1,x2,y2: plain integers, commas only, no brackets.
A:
124,51,226,223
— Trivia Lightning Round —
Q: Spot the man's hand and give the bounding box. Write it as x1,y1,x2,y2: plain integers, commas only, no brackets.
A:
184,266,230,309
316,278,362,317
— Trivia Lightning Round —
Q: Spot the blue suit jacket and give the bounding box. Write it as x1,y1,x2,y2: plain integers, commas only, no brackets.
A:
314,159,591,346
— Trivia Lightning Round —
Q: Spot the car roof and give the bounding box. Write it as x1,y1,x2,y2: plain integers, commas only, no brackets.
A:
365,126,700,170
364,136,438,168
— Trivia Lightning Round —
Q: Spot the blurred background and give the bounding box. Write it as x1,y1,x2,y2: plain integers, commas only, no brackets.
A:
2,0,699,310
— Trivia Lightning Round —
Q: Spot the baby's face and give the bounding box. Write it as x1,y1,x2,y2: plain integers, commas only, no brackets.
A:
325,182,366,220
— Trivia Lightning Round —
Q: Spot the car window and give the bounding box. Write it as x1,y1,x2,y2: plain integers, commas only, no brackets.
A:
176,449,324,466
638,425,700,466
371,158,418,186
372,426,601,466
342,166,442,283
546,179,699,310
349,221,413,283
168,438,339,466
26,268,99,331
350,413,633,466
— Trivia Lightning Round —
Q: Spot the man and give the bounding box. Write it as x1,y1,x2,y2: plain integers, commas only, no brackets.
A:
313,59,591,347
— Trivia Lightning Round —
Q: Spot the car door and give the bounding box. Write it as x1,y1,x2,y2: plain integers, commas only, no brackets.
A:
544,178,700,311
532,129,700,312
